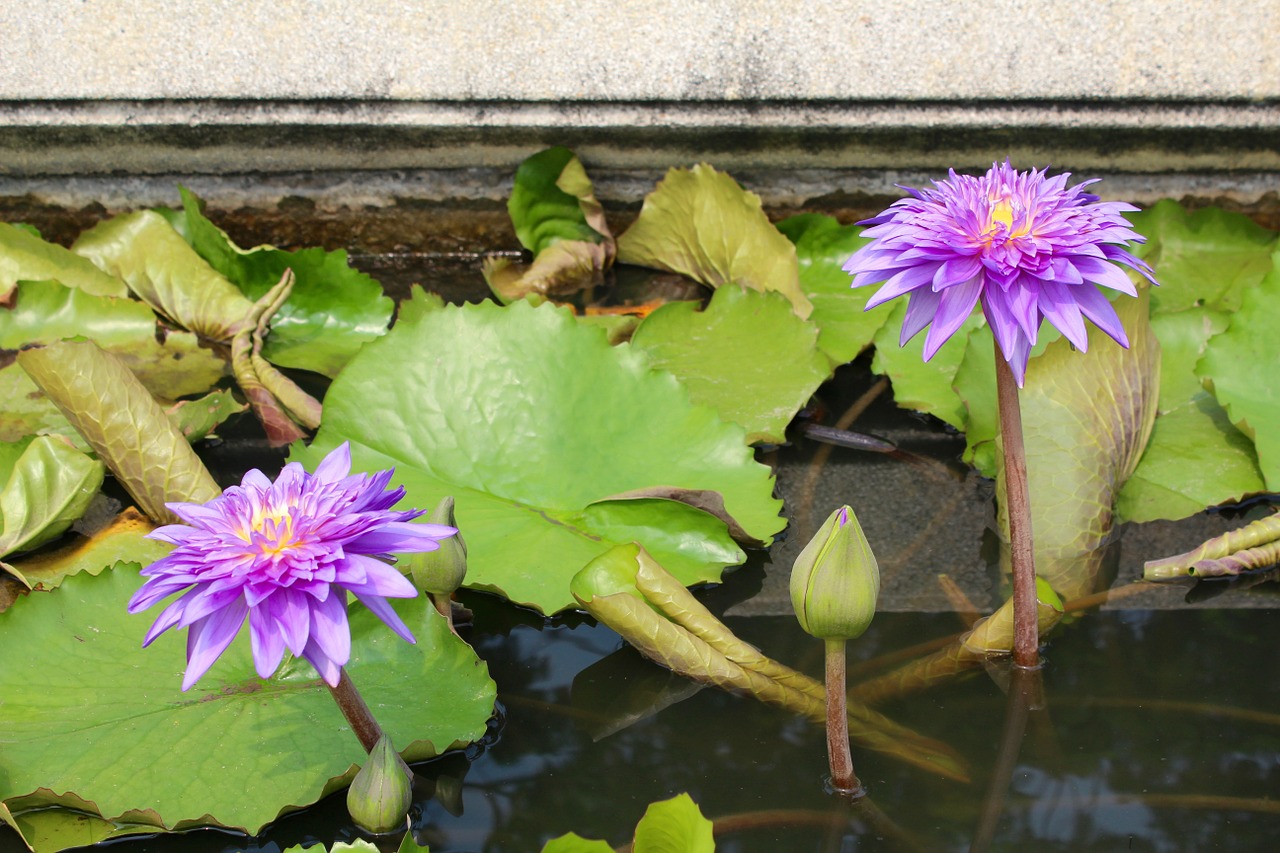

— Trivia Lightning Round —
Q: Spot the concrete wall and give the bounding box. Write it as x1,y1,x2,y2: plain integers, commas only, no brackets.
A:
1,1,1277,210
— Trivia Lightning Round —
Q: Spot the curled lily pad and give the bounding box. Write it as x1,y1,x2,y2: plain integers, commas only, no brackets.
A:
616,164,813,319
0,436,104,585
295,296,784,614
71,210,254,342
17,340,220,524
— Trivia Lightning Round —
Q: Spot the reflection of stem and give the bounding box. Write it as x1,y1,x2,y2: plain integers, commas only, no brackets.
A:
825,638,861,795
796,378,889,541
969,666,1042,853
1061,581,1151,613
327,667,385,754
994,345,1038,669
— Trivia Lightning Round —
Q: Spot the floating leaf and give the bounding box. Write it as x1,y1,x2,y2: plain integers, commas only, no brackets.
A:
164,389,246,441
295,297,783,614
0,221,126,301
630,793,715,853
542,832,615,853
872,300,987,430
179,188,393,378
629,285,831,444
0,279,227,398
71,210,253,341
0,436,103,585
1131,200,1278,315
1,791,161,853
1117,309,1265,522
776,213,892,365
17,340,220,524
0,567,495,836
1196,247,1280,489
616,164,812,318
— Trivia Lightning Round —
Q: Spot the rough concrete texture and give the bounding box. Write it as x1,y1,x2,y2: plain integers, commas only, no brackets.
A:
2,1,1277,101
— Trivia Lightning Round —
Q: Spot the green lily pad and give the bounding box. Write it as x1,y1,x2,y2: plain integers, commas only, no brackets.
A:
616,164,813,319
629,285,831,444
0,436,104,583
543,793,713,853
871,300,988,430
0,364,78,445
1196,246,1280,489
1116,309,1265,522
295,297,783,614
164,389,246,441
0,279,227,398
71,210,254,342
0,566,496,836
1131,200,1278,315
0,222,126,301
776,213,893,365
1,792,161,853
179,188,394,378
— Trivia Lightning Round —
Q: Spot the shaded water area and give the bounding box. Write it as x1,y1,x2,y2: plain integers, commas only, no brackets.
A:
3,199,1279,853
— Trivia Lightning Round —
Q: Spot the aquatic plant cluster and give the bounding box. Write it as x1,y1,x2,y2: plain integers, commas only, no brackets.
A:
1,149,1279,851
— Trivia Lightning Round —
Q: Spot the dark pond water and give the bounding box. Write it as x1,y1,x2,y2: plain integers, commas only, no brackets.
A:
4,248,1280,853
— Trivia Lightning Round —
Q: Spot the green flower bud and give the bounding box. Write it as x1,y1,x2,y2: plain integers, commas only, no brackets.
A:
790,506,880,640
405,496,467,595
347,734,413,835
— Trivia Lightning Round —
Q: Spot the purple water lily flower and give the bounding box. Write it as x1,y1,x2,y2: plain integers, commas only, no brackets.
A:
844,160,1156,385
129,442,455,690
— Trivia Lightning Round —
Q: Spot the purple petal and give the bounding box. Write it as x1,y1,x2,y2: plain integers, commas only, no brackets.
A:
314,442,353,483
348,522,456,555
1071,285,1130,348
338,553,420,599
352,593,416,645
307,591,352,672
301,637,343,687
181,598,248,691
1036,280,1089,351
249,601,287,679
899,288,942,344
922,275,983,361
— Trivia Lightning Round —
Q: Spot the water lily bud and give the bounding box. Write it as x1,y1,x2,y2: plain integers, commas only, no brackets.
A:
347,734,413,835
790,506,880,640
406,496,467,595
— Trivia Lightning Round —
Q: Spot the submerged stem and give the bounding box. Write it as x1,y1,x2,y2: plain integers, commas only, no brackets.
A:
994,345,1039,669
327,667,385,754
825,638,862,796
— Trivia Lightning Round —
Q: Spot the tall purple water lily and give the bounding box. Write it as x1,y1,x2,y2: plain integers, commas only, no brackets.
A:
129,442,455,690
844,160,1156,385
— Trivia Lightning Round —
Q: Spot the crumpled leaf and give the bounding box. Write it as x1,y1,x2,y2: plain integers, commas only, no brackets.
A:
17,340,220,524
0,221,126,301
1196,246,1280,489
629,285,831,444
616,164,812,319
1131,200,1278,315
1117,309,1265,522
71,210,254,341
179,188,393,378
0,436,104,585
0,279,227,398
776,213,893,365
0,566,495,837
996,291,1159,601
482,241,611,302
294,296,784,614
1,791,161,853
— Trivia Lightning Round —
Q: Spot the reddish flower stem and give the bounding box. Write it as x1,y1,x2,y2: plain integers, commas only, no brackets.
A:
994,344,1039,668
824,639,863,796
327,667,385,754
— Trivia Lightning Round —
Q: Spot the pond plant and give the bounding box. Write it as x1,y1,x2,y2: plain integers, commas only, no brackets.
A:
0,147,1278,851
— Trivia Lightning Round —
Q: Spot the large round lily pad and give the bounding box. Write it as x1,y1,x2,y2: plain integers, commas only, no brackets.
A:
298,297,784,614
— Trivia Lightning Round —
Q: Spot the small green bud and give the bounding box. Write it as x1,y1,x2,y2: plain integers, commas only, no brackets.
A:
789,506,880,640
347,735,413,835
405,496,467,595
